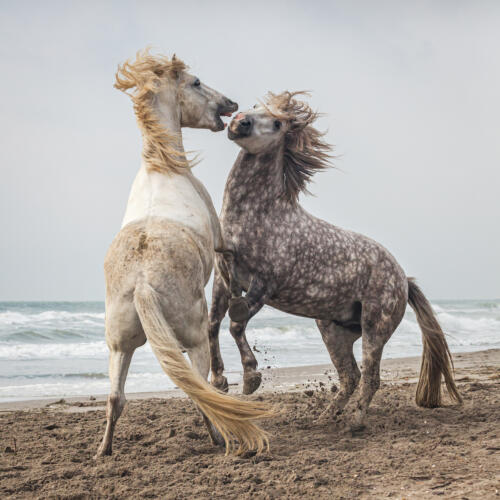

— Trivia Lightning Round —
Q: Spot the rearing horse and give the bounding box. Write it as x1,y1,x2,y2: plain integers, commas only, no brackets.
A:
96,51,272,457
209,91,461,431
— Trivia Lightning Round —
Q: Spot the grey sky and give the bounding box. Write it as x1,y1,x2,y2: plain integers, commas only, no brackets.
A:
1,1,499,301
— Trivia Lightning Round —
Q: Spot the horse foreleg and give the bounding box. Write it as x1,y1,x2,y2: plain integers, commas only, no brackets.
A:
316,320,361,421
95,349,134,458
208,272,230,392
229,320,262,395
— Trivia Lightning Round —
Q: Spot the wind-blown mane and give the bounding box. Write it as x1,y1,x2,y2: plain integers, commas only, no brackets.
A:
114,49,190,174
265,91,333,203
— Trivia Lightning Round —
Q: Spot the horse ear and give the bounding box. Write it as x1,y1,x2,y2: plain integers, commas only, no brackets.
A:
170,54,183,79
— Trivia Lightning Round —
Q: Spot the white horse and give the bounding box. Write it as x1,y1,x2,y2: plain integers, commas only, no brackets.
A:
95,50,271,457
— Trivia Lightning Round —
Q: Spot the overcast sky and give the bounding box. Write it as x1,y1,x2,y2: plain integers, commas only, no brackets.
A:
1,1,499,301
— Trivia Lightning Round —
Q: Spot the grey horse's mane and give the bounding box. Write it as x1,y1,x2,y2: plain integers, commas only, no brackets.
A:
264,91,333,203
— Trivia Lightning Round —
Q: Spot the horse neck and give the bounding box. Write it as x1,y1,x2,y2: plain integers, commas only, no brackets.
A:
122,96,218,244
148,91,185,158
136,93,187,202
223,147,286,211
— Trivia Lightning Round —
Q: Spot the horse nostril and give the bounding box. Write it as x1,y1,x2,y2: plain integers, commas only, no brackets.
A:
240,119,251,128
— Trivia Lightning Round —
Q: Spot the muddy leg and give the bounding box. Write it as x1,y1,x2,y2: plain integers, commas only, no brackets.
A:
95,349,134,457
316,320,361,419
350,308,394,432
229,320,262,395
208,272,230,392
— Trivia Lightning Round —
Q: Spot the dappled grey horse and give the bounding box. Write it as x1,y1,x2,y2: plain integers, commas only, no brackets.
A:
209,91,461,431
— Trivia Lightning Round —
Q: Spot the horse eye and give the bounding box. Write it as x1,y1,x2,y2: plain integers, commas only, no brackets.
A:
274,120,281,130
193,78,201,87
253,104,258,109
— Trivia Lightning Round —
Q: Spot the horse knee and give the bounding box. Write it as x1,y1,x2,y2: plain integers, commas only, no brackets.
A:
107,393,125,421
340,374,359,395
229,321,245,337
337,360,361,391
208,319,220,338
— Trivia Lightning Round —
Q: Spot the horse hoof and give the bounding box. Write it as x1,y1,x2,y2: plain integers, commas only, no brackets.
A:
207,423,226,447
94,446,112,459
212,375,229,393
243,371,262,395
228,297,249,322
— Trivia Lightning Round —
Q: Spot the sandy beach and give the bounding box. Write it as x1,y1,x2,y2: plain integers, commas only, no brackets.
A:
1,349,499,499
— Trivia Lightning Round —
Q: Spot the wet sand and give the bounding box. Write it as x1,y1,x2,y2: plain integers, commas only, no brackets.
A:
1,349,499,498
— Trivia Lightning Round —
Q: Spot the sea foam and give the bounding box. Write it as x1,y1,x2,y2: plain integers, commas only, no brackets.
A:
0,300,498,402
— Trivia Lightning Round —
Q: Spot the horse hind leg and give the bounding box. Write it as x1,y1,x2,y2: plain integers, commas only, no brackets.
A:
350,304,398,432
316,320,361,420
95,349,134,457
187,341,225,448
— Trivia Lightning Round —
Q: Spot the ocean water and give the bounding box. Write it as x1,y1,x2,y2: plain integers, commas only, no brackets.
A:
0,300,499,402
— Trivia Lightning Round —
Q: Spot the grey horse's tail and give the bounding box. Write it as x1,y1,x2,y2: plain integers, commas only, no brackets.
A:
407,278,462,408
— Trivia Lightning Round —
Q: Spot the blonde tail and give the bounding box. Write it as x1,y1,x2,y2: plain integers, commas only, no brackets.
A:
133,281,273,454
408,278,462,408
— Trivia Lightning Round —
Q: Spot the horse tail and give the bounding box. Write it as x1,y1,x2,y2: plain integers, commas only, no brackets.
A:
407,278,462,408
133,281,273,454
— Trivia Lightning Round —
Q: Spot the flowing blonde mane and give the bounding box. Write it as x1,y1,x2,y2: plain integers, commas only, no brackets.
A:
264,91,333,203
114,49,190,174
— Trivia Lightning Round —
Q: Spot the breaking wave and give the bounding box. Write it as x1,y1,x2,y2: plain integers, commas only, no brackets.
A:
0,300,498,402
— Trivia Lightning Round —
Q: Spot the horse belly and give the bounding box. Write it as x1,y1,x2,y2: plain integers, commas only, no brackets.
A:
267,292,359,322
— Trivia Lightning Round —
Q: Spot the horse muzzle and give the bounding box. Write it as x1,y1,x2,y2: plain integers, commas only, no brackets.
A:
213,99,238,131
228,113,253,140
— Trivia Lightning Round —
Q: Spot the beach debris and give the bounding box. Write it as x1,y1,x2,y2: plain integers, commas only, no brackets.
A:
287,472,301,483
430,480,452,490
44,423,59,431
46,398,66,407
167,428,176,438
127,432,143,441
409,475,431,481
313,476,329,488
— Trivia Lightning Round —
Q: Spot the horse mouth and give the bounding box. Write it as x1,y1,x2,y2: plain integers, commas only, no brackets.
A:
214,103,238,131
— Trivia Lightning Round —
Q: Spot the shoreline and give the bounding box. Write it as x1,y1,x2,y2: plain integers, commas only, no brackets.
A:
2,348,498,412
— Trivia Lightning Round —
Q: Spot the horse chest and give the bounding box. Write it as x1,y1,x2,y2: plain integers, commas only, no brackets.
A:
122,166,214,243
